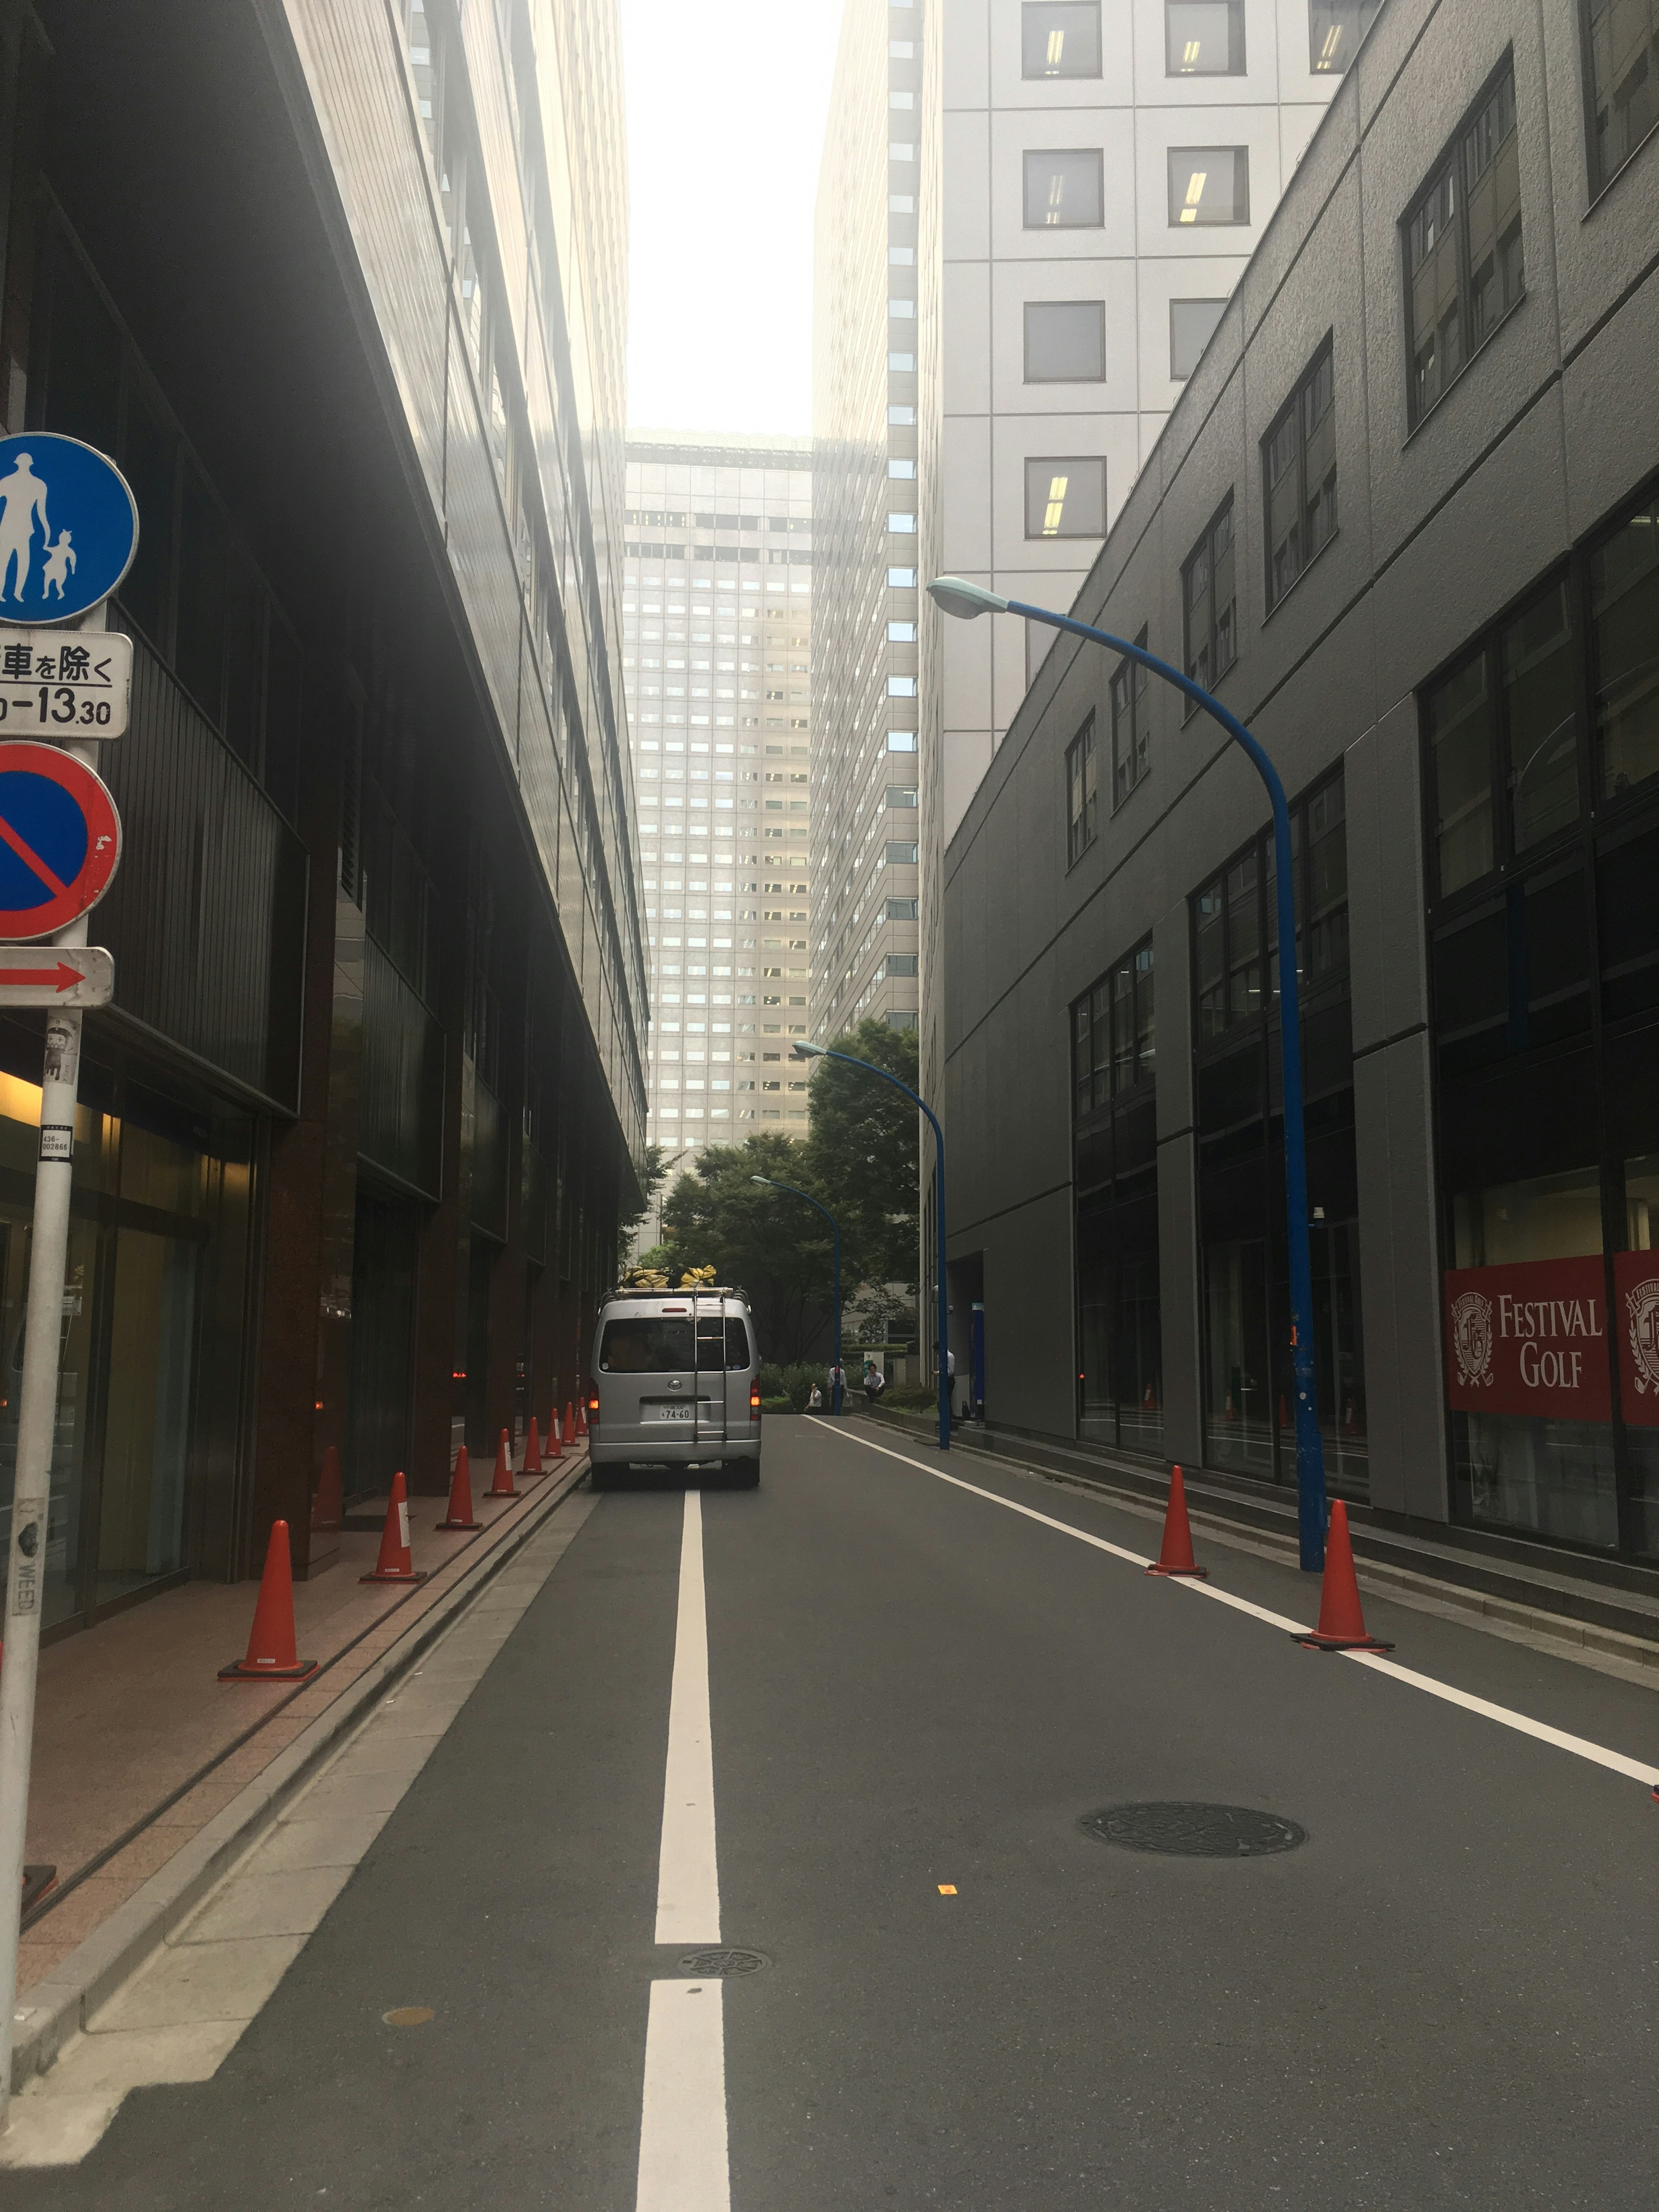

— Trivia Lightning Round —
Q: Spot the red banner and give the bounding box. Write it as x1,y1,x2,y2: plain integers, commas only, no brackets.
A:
1442,1257,1611,1421
1613,1251,1659,1428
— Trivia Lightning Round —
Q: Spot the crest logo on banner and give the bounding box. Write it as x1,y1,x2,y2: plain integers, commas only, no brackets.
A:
1450,1290,1495,1389
1624,1276,1659,1400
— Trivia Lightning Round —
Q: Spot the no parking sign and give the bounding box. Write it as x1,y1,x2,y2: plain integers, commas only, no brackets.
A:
0,740,121,940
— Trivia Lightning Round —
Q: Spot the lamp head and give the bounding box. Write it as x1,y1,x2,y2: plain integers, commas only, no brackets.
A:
792,1040,827,1060
750,1175,772,1187
927,575,1009,622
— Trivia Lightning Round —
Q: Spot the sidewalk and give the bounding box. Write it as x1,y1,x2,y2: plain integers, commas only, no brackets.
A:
16,1443,586,1999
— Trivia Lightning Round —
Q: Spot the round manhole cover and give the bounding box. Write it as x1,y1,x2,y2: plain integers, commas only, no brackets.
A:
677,1946,769,1977
1081,1802,1306,1858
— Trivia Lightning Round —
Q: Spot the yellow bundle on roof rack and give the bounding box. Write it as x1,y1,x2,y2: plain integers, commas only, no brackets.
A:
680,1265,717,1286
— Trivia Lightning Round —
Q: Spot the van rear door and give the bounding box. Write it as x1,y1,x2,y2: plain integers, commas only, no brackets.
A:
694,1301,730,1452
597,1309,697,1451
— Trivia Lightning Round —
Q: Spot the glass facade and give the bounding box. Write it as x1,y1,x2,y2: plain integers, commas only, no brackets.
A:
1073,939,1161,1454
1191,769,1367,1495
0,1044,253,1634
1424,478,1659,1555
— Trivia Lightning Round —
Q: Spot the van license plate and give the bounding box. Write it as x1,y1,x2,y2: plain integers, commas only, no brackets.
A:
644,1403,695,1423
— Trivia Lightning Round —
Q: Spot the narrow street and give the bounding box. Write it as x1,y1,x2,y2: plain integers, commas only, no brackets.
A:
5,1417,1657,2209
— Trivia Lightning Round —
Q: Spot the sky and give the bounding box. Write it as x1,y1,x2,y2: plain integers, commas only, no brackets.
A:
621,0,844,438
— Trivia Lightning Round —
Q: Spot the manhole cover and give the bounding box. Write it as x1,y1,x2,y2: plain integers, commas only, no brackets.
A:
1081,1802,1306,1858
677,1947,769,1977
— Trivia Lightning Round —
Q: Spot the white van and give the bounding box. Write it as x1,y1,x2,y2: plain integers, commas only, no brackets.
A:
587,1286,761,1489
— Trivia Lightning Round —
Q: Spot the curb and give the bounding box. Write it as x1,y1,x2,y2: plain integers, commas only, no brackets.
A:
855,1411,1659,1672
10,1456,589,2094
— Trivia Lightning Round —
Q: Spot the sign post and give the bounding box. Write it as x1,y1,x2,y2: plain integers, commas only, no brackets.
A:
0,432,134,2126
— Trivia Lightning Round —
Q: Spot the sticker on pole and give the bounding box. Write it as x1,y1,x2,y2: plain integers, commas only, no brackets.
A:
0,434,139,626
0,742,121,941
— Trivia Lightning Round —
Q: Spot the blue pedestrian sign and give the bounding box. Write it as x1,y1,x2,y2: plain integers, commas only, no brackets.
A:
0,433,139,626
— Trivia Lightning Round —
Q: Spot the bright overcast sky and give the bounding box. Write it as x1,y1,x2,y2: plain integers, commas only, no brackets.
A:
621,0,843,437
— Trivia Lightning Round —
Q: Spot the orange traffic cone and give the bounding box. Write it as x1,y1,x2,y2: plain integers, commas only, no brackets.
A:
311,1445,343,1535
547,1408,563,1460
1146,1465,1207,1579
435,1445,481,1532
524,1416,543,1475
1295,1500,1392,1652
360,1471,428,1585
220,1521,318,1680
489,1427,516,1499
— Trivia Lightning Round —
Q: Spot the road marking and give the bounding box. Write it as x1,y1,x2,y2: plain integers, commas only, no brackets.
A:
826,1427,1659,1789
654,1490,721,1945
635,1979,731,2212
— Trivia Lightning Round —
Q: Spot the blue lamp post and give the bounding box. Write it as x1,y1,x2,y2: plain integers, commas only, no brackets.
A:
927,574,1327,1570
751,1173,842,1413
792,1040,951,1452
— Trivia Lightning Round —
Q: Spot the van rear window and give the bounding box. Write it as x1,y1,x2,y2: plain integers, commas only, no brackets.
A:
600,1319,694,1373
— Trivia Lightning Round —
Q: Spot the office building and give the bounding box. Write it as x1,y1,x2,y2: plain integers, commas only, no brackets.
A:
941,0,1659,1563
810,0,932,1040
622,435,814,1173
0,0,644,1630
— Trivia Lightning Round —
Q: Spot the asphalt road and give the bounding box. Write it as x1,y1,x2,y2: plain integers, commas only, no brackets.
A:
9,1414,1659,2209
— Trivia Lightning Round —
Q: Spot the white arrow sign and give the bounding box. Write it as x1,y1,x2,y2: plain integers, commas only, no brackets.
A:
0,946,112,1007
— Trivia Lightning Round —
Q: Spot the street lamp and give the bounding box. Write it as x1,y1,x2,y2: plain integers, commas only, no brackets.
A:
792,1039,951,1452
751,1174,843,1412
928,574,1328,1570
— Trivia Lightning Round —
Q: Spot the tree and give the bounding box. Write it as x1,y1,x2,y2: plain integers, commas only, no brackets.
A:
801,1017,920,1288
617,1143,673,1271
660,1132,835,1362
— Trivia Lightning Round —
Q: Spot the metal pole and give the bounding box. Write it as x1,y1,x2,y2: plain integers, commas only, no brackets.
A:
0,684,101,2122
1002,598,1325,1568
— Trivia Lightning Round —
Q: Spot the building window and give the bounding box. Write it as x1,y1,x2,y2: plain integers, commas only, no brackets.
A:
1166,1,1244,75
1581,0,1659,193
1072,938,1160,1453
1170,298,1227,380
1168,146,1250,226
1024,300,1106,383
1182,497,1237,700
885,954,918,976
1309,0,1381,73
1022,2,1102,77
1262,339,1338,610
1065,714,1098,864
1024,148,1106,229
1403,60,1523,429
1110,630,1150,808
887,896,918,918
886,785,919,807
1025,457,1107,539
886,840,918,864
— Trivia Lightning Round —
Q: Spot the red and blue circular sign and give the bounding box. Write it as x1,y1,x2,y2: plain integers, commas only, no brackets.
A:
0,742,121,940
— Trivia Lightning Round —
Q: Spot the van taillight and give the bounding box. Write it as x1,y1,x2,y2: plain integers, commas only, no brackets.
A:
749,1379,761,1420
586,1389,599,1420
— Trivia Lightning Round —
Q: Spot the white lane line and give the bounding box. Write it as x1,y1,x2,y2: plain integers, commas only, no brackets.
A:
825,1425,1659,1789
654,1488,721,1945
635,1979,731,2212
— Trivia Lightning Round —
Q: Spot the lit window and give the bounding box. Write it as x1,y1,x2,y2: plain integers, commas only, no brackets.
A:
1021,2,1102,77
1309,0,1381,74
1167,146,1250,226
1024,456,1107,539
1166,1,1244,74
1023,148,1106,229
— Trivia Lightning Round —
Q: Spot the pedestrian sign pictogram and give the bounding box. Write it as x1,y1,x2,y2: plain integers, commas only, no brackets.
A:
0,434,139,626
0,742,121,941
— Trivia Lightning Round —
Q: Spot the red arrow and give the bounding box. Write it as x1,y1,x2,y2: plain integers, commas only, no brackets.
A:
0,964,84,992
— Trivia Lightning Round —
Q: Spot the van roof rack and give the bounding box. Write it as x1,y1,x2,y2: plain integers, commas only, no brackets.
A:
605,1282,745,1299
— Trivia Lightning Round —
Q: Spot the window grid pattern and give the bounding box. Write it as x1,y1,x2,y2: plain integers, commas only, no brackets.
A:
1404,63,1524,429
1110,631,1150,809
1066,715,1098,865
1263,341,1338,611
1182,498,1237,707
1074,938,1157,1122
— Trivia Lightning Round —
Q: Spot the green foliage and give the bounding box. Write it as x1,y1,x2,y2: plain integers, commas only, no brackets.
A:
661,1133,834,1362
801,1019,921,1288
758,1359,831,1412
617,1144,674,1270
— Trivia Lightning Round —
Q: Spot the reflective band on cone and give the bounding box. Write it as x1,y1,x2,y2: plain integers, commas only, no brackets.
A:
489,1427,516,1499
361,1470,428,1584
